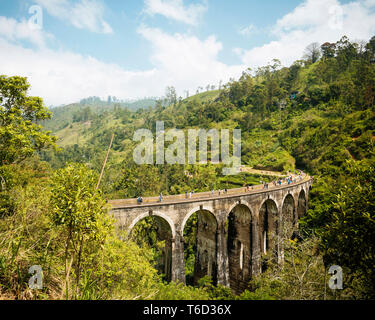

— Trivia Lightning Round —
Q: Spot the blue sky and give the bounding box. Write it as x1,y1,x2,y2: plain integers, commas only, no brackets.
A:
0,0,374,106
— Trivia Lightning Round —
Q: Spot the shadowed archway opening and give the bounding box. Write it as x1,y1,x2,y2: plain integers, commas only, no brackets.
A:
281,194,296,239
258,199,279,272
226,204,252,294
297,189,307,219
183,210,218,286
130,215,172,282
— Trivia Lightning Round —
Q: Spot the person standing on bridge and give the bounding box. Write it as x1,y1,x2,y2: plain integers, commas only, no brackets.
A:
159,193,163,202
137,196,143,204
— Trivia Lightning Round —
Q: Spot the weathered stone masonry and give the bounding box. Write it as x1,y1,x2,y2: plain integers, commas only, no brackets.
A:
109,178,313,294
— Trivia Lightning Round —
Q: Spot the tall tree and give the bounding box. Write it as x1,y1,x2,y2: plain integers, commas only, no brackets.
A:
366,35,375,58
50,163,112,299
321,159,375,298
304,42,321,63
321,42,336,59
165,86,177,106
0,75,57,165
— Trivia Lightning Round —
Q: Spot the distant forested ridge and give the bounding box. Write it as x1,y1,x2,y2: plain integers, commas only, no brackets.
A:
42,96,160,132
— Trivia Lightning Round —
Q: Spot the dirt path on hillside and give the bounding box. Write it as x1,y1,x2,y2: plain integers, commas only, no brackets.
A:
240,167,286,177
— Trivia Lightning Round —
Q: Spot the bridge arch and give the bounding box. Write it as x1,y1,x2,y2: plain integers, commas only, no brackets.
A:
297,189,307,219
257,195,280,216
128,211,176,239
281,193,296,238
182,206,218,286
227,200,253,220
258,198,279,271
128,211,175,282
181,205,217,234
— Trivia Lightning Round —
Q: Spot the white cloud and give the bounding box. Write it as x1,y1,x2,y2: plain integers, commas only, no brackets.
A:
35,0,113,34
137,25,244,93
3,0,375,107
0,16,52,47
143,0,207,25
236,0,375,69
0,18,244,106
0,37,158,106
364,0,375,7
238,24,257,37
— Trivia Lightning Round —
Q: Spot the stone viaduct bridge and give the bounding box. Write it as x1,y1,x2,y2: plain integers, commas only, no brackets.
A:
109,175,313,294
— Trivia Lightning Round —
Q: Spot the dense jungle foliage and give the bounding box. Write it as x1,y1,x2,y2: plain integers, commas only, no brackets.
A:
1,35,375,299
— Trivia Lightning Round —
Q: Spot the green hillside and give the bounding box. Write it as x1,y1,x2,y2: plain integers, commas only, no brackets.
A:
42,97,159,133
40,36,375,203
184,89,221,103
1,35,375,299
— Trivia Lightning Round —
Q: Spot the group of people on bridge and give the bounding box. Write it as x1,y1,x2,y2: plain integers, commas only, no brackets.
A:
135,170,305,205
259,169,304,190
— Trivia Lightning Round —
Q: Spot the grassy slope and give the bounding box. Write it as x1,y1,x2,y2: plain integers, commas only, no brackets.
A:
184,90,221,103
51,91,221,147
47,91,294,175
